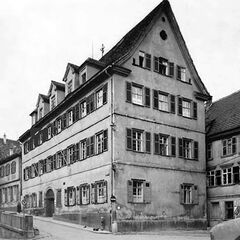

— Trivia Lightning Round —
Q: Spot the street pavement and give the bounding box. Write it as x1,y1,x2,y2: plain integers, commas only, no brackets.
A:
33,217,211,240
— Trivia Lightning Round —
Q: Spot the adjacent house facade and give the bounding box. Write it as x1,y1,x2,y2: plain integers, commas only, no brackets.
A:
0,135,21,211
19,0,211,231
206,91,240,227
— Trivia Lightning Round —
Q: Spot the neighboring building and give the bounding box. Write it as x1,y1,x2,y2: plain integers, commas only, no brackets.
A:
206,91,240,227
0,134,21,211
19,0,211,231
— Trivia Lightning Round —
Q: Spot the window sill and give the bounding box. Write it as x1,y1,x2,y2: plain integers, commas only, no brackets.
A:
221,153,237,158
132,63,151,71
180,157,198,161
153,70,173,79
177,79,192,85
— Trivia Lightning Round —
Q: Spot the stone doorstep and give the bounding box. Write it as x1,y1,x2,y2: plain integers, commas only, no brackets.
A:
33,216,111,234
0,223,35,239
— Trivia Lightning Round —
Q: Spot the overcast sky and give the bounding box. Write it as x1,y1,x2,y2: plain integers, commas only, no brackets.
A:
1,0,240,140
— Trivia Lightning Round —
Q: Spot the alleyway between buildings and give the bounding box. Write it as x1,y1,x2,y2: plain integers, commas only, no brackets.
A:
33,217,210,240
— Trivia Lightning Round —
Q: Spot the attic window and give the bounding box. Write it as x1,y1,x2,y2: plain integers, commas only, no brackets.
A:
160,30,167,40
162,17,165,22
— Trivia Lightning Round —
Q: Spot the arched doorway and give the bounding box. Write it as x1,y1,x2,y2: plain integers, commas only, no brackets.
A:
45,189,54,217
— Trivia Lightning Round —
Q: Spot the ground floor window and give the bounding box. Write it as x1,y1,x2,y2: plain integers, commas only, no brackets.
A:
39,191,43,207
56,189,62,207
211,202,221,219
91,181,107,204
76,184,90,205
64,187,76,206
180,184,199,205
225,201,234,219
127,179,151,203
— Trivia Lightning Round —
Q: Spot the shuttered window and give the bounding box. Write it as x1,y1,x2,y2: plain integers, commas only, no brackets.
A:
179,138,199,160
56,189,62,208
154,134,176,157
127,179,151,204
180,184,199,205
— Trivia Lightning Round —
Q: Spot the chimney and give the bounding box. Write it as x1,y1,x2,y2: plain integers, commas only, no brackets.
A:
3,133,6,144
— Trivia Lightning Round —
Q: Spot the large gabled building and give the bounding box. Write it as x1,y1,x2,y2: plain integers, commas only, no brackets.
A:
19,0,211,232
206,90,240,227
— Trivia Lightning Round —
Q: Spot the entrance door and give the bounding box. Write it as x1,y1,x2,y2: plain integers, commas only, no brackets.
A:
45,189,54,217
225,201,234,219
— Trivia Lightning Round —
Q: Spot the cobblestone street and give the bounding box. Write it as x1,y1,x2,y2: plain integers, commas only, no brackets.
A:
34,217,210,240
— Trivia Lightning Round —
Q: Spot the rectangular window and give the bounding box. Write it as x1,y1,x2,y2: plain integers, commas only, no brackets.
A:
159,93,169,111
67,146,75,164
80,100,87,118
86,93,95,114
180,184,198,205
138,51,151,69
96,181,107,204
47,126,52,140
222,137,237,156
132,129,143,152
132,85,143,105
222,168,232,185
67,80,73,94
211,202,221,219
178,97,197,119
207,143,213,160
225,201,234,219
179,138,198,160
133,180,143,203
51,95,56,110
153,90,175,113
96,89,103,108
80,139,87,160
67,110,73,126
177,66,186,82
207,171,215,187
79,184,90,205
96,131,103,154
182,100,191,117
154,56,174,77
66,187,76,206
81,69,87,84
233,166,240,184
215,170,221,186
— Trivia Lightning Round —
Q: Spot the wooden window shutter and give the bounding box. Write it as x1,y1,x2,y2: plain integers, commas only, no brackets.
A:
90,93,95,112
62,113,67,129
178,97,182,115
103,83,108,104
87,185,90,204
86,95,90,114
179,138,183,158
153,90,159,109
75,143,80,161
194,141,199,160
90,136,95,155
43,128,48,142
127,180,133,203
91,183,96,204
72,107,76,123
154,133,160,154
79,185,83,205
126,128,132,150
75,103,80,121
64,189,68,206
103,129,108,151
34,134,38,147
193,185,199,204
154,56,159,72
177,66,181,80
86,137,90,157
72,188,76,206
145,132,151,153
171,137,176,157
126,82,132,102
232,137,237,154
180,184,184,204
145,87,150,107
143,181,151,203
104,181,108,203
170,95,175,114
193,102,197,119
76,187,80,205
145,53,151,69
169,62,174,77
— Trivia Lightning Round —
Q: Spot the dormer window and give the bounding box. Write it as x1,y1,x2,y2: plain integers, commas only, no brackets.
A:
80,68,87,84
80,100,86,117
68,110,73,126
39,108,43,119
96,89,103,108
51,95,56,110
67,80,73,94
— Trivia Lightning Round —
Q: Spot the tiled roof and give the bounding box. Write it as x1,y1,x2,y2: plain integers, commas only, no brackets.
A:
0,138,21,162
51,80,65,91
100,0,167,65
206,90,240,137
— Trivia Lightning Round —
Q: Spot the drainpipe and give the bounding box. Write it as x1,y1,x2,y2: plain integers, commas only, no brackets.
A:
104,66,117,232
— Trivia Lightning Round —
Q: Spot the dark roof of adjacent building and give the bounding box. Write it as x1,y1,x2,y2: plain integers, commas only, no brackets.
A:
0,137,21,162
206,90,240,138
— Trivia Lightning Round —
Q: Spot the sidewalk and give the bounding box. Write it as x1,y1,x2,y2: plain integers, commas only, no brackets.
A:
33,216,210,236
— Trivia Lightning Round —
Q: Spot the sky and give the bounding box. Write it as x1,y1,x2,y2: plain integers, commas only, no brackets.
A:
1,0,240,140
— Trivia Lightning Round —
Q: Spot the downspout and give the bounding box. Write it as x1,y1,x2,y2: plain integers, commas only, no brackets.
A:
104,66,117,231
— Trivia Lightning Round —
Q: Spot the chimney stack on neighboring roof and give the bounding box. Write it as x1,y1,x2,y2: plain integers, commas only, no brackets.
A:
3,133,6,144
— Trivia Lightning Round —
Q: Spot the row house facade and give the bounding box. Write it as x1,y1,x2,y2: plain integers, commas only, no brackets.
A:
19,0,211,231
0,135,21,211
206,90,240,227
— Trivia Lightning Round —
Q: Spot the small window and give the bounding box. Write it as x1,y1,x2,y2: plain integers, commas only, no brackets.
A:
80,139,87,160
207,143,213,160
177,66,186,82
51,95,56,110
11,161,16,174
57,118,62,134
180,184,198,205
67,80,73,94
68,110,73,126
80,100,87,118
154,57,174,77
47,126,52,140
225,201,234,219
207,171,215,187
5,164,10,176
222,137,236,156
132,85,143,105
160,30,167,40
96,89,103,108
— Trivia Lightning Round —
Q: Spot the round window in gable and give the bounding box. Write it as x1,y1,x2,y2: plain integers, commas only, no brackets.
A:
162,17,166,22
160,30,167,40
